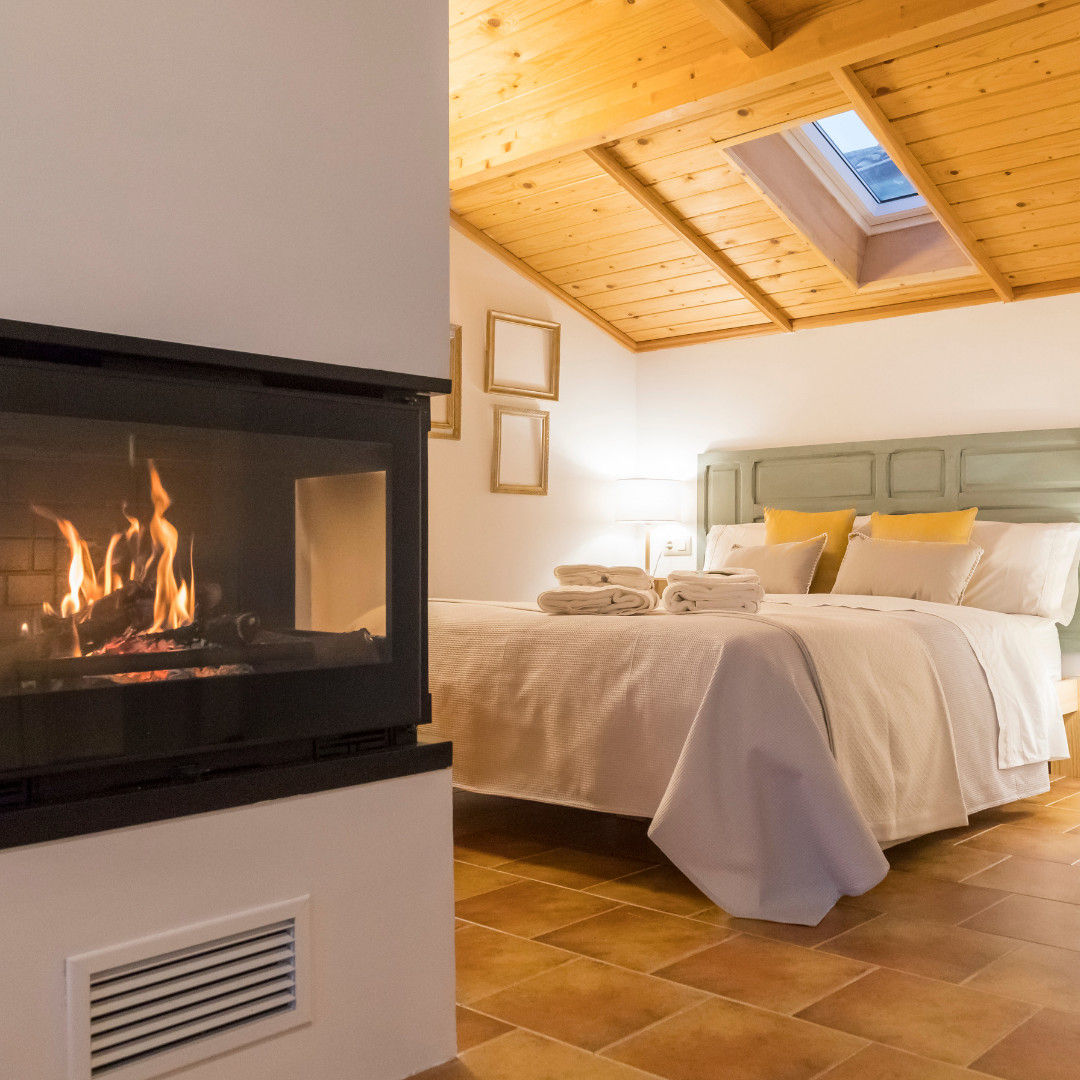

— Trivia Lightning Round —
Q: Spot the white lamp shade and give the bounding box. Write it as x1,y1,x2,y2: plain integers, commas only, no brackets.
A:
615,477,681,524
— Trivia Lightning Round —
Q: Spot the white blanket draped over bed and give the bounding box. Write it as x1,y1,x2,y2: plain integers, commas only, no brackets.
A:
429,596,1065,924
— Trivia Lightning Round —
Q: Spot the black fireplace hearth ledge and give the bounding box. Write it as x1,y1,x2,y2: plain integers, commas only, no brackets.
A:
0,317,452,399
0,735,452,850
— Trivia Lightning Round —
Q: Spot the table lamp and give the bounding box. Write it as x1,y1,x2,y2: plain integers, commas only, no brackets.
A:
615,477,682,573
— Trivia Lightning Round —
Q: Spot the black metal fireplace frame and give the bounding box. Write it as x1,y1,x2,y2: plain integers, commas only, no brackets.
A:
0,319,451,845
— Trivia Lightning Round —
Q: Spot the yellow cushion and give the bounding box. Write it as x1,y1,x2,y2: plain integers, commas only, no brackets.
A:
869,508,978,544
764,507,857,592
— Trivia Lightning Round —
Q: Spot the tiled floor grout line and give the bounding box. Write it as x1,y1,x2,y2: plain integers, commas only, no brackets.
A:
455,1023,665,1080
805,1039,867,1080
492,846,660,881
592,996,717,1058
639,931,743,975
789,962,880,1015
953,823,1004,844
955,852,1012,882
459,869,1062,1007
955,891,1014,928
809,910,888,949
455,845,561,869
462,914,905,1045
954,933,1029,989
959,999,1042,1071
457,947,581,1007
463,858,671,896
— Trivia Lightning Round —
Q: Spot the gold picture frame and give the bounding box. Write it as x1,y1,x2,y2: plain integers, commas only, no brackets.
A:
491,405,549,496
485,311,560,400
429,324,462,440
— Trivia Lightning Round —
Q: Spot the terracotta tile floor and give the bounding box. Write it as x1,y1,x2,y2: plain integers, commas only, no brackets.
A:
412,778,1080,1080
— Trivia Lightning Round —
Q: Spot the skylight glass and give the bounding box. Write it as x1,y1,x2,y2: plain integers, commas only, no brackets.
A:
812,111,918,205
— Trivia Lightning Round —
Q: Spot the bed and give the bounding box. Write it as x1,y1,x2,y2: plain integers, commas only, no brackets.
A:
429,428,1080,924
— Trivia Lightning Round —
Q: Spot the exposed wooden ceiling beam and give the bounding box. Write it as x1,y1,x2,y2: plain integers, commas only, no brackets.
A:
690,0,772,58
451,0,1045,188
831,66,1015,302
585,146,793,332
449,211,639,351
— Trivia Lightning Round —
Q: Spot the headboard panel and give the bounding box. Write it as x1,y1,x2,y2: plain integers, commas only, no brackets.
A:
697,428,1080,652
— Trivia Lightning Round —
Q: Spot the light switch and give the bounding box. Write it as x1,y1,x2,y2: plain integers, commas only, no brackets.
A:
664,535,692,557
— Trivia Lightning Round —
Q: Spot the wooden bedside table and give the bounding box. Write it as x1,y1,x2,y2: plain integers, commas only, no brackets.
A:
1051,678,1080,779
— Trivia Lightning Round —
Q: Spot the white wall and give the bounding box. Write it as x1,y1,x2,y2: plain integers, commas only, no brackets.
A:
436,244,1080,599
0,772,456,1080
0,1,447,380
637,292,1080,482
429,229,639,601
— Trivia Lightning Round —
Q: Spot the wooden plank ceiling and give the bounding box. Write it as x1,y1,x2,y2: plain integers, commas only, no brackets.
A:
450,0,1080,350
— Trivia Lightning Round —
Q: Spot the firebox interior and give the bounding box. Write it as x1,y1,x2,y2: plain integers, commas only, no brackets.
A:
0,410,391,696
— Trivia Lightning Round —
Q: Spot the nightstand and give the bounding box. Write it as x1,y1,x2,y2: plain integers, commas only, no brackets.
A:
1051,678,1080,779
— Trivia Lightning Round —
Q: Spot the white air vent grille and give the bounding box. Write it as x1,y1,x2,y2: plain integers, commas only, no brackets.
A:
68,897,310,1080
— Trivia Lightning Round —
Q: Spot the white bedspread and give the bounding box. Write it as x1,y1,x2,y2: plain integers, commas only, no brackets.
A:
429,596,1064,923
771,595,1068,768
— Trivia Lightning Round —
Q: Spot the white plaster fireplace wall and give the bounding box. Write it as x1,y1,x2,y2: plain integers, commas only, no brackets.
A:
0,3,455,1078
0,0,448,381
0,772,455,1080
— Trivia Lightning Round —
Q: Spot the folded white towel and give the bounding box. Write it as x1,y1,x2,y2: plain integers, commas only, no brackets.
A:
555,564,654,590
662,568,765,614
538,584,659,615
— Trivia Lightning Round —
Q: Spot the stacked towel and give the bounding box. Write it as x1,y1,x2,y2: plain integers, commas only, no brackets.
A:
661,568,764,614
555,564,655,590
538,583,659,616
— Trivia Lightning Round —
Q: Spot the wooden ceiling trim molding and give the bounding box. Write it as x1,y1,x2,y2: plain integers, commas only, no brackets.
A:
634,322,786,351
1016,273,1080,301
586,145,794,332
690,0,773,59
450,211,639,351
633,271,1080,353
450,0,1046,187
831,65,1015,302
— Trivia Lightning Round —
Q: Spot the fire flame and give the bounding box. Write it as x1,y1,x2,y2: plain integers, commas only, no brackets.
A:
34,463,195,635
147,463,194,632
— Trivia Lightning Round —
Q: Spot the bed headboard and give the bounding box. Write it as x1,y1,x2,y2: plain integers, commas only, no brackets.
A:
697,427,1080,652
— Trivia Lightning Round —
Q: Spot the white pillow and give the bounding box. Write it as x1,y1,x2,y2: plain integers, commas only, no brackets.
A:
832,533,983,605
720,534,827,595
703,522,766,570
963,520,1080,624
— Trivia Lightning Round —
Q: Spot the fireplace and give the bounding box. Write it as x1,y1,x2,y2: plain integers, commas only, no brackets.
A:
0,319,449,846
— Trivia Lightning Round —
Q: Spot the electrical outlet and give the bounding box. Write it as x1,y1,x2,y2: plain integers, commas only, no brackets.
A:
664,535,692,557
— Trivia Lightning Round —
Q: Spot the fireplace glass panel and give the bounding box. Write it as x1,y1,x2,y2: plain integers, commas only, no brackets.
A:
0,410,390,697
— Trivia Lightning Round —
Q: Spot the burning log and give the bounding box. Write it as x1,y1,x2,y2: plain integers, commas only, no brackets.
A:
151,612,262,648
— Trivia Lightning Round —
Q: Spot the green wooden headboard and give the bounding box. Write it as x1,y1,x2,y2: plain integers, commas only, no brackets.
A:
697,427,1080,653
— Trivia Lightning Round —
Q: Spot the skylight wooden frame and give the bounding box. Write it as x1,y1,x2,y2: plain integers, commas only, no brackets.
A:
789,123,930,230
831,66,1015,302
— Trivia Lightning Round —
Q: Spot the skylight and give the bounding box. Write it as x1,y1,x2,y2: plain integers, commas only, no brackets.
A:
811,112,918,205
